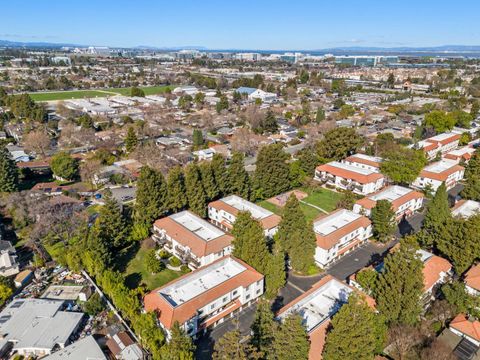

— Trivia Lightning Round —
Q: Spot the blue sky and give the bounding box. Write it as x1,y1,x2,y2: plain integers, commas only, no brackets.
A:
1,0,479,49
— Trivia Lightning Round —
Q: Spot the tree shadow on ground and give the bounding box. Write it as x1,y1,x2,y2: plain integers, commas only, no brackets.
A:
124,272,142,289
114,241,140,273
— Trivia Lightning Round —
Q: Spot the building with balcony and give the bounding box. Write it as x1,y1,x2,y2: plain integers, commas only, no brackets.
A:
208,195,281,237
353,185,424,220
343,153,383,173
412,159,464,192
464,264,480,297
152,211,234,270
315,161,385,195
144,256,264,339
313,209,372,267
413,132,461,160
444,146,476,163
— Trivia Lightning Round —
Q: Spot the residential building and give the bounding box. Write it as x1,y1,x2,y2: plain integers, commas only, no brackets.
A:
144,256,264,339
152,210,234,269
0,240,20,277
106,331,143,360
464,264,480,296
353,185,424,220
452,200,480,219
208,195,281,237
313,209,372,267
343,153,383,173
450,314,480,347
44,336,106,360
444,146,476,163
419,249,452,299
414,133,461,160
315,161,385,195
412,159,464,192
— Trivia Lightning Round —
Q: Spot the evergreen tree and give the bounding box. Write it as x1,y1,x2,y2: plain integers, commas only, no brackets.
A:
211,153,229,196
199,161,219,201
216,95,229,114
461,150,480,201
192,129,204,148
315,107,325,123
50,151,78,181
0,146,18,192
316,128,364,163
166,166,188,213
375,236,424,325
228,152,250,199
419,182,451,247
159,322,195,360
253,144,290,200
213,326,255,360
87,220,113,268
262,110,278,133
184,163,207,218
380,147,427,185
135,166,168,225
297,147,319,177
371,200,396,243
251,300,277,357
264,244,286,299
271,314,310,360
96,190,129,249
124,127,138,153
323,294,387,360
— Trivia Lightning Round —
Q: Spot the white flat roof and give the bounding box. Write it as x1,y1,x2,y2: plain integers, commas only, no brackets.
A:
423,159,458,173
327,161,377,176
417,249,434,263
222,195,272,220
170,211,224,241
369,185,412,202
159,257,246,307
313,209,361,237
447,147,475,156
452,200,480,218
349,153,383,163
428,132,457,142
278,278,352,331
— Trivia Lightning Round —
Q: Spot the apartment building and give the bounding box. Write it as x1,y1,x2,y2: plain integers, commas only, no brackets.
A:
414,132,461,160
343,153,383,173
144,256,264,339
452,200,480,219
353,185,424,220
449,314,480,347
208,195,281,237
412,159,464,192
152,211,234,269
313,209,372,267
444,146,476,163
464,264,480,296
315,161,385,195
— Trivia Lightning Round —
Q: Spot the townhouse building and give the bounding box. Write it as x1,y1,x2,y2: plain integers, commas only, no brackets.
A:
444,146,476,163
144,256,264,339
412,159,464,192
449,314,480,347
343,153,383,173
452,200,480,219
414,132,461,160
464,264,480,296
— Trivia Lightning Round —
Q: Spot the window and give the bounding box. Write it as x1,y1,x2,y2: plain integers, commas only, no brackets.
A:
232,290,238,296
256,289,261,295
210,304,215,310
223,296,228,303
246,294,251,300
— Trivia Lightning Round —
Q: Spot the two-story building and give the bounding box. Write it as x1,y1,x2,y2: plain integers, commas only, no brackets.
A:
315,161,385,195
414,132,461,160
343,153,383,173
208,195,281,237
152,211,234,269
313,209,372,268
464,264,480,297
412,159,464,192
144,256,264,339
444,146,476,164
452,200,480,219
353,185,424,221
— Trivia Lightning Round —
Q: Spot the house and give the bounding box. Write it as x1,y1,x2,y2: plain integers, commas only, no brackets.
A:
419,249,452,299
313,209,372,268
343,153,383,173
144,256,264,339
464,264,480,296
276,275,375,360
0,240,20,277
44,335,106,360
106,331,143,360
0,298,84,357
444,146,476,163
193,148,216,161
173,85,198,96
5,144,29,163
235,87,277,103
315,161,385,195
353,185,424,220
452,200,480,219
412,159,464,192
208,195,281,237
449,314,480,347
152,211,234,269
413,133,461,160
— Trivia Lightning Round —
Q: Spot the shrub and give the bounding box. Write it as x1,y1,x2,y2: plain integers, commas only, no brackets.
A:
169,256,182,267
159,249,170,259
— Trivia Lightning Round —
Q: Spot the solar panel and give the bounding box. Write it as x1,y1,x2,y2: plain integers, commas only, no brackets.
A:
454,337,479,360
10,301,24,308
0,315,10,324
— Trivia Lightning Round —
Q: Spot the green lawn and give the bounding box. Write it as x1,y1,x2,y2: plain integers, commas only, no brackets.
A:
108,85,175,96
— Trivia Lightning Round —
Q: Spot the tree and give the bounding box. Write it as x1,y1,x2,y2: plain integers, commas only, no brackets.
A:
0,276,13,306
355,268,378,295
166,166,188,213
135,166,168,226
297,147,319,177
253,144,290,200
211,153,229,196
130,87,145,97
95,190,129,248
371,200,396,243
323,294,386,360
22,129,51,157
424,110,455,133
264,244,286,299
145,249,165,274
194,92,205,107
470,100,480,119
262,110,278,134
0,146,18,193
227,152,251,199
125,127,138,153
271,314,310,360
380,147,427,185
375,236,424,325
277,194,316,273
451,110,473,128
387,325,423,360
335,191,357,210
251,300,277,357
461,149,480,201
315,107,325,123
316,128,364,163
419,182,450,247
159,322,195,360
184,163,207,217
421,339,456,360
192,129,204,148
387,73,395,88
442,281,480,316
199,161,219,201
50,152,78,181
216,95,229,113
213,325,255,360
82,292,105,316
179,94,193,111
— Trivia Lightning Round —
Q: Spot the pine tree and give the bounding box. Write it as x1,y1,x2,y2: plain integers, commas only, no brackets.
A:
159,322,195,360
211,153,230,196
271,314,310,360
199,162,219,201
375,236,424,326
0,146,18,193
251,300,277,357
253,144,290,200
371,200,396,243
96,190,129,249
135,166,168,225
213,326,255,360
323,294,387,360
262,110,278,134
264,244,286,299
419,182,451,247
315,107,325,123
166,166,188,213
192,129,204,148
184,163,207,218
228,152,251,199
297,147,319,178
461,150,480,201
124,127,138,153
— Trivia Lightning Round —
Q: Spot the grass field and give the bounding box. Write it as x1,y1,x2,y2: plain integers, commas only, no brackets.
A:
27,85,175,102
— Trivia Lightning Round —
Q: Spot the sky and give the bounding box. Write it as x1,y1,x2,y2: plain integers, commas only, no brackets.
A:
1,0,480,50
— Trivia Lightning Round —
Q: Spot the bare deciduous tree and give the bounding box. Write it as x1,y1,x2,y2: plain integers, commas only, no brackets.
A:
23,130,51,158
388,325,423,360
